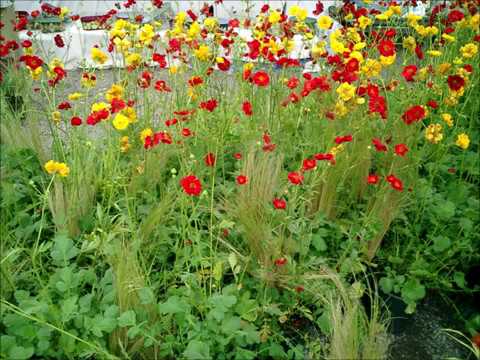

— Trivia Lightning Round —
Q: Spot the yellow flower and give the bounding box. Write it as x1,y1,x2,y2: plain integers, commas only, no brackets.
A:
456,133,470,149
425,123,443,144
244,63,254,72
68,92,83,101
358,16,372,30
81,73,96,88
289,5,307,21
402,36,416,52
335,101,348,117
204,17,218,30
441,113,453,127
318,16,333,30
361,59,382,77
91,102,109,113
470,14,479,31
91,47,108,64
138,24,155,44
194,45,211,61
106,84,124,102
188,21,201,38
122,107,137,123
114,37,131,53
59,7,69,20
380,54,396,66
44,160,70,177
30,67,43,80
52,111,61,124
269,10,281,24
112,113,130,130
460,43,478,59
330,39,347,54
441,33,456,42
169,65,178,74
336,83,356,102
120,136,130,153
406,13,422,27
312,41,326,58
427,50,442,57
349,50,364,63
437,63,451,75
140,128,153,142
126,52,142,67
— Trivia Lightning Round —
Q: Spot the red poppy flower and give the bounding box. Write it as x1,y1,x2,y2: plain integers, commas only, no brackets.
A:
200,99,218,112
315,153,334,161
57,101,71,110
180,175,202,196
334,135,353,144
288,171,304,185
372,138,387,152
367,174,379,184
386,174,403,191
402,65,417,82
181,128,192,137
188,76,203,87
70,116,82,126
378,39,396,56
447,75,465,91
155,80,171,92
302,158,317,171
242,101,253,116
402,105,426,125
111,98,126,113
152,53,167,68
217,57,231,71
54,34,64,48
369,95,387,119
275,257,287,266
286,77,300,89
236,175,248,185
21,40,32,48
273,198,286,210
261,4,269,13
204,153,216,166
394,143,408,157
252,71,270,87
22,55,43,70
447,10,464,23
427,100,438,109
165,118,178,126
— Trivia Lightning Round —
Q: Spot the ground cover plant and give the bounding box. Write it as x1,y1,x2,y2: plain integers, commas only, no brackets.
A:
0,0,479,359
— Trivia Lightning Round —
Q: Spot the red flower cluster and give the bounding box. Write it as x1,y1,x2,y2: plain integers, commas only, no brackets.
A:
144,131,173,148
402,105,426,125
200,99,218,112
180,175,202,196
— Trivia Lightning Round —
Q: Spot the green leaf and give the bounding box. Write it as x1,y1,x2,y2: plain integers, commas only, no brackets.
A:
222,316,241,334
311,233,327,252
61,296,78,322
9,346,34,360
50,233,79,264
118,310,136,327
379,277,394,294
433,201,455,220
139,287,155,305
453,272,466,289
183,340,210,360
401,279,426,303
158,296,189,314
268,343,287,359
432,236,451,252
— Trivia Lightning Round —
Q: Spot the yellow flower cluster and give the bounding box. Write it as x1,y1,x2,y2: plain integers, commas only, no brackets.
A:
456,133,470,149
44,160,70,177
425,124,443,144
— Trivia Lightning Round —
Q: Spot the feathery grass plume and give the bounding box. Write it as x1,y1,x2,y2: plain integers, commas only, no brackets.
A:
230,149,283,271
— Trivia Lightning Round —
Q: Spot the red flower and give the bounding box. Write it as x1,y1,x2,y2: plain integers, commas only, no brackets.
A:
313,1,324,15
180,175,202,196
415,44,424,60
242,101,253,116
236,175,248,185
181,128,192,137
111,98,126,113
275,257,287,266
54,34,64,48
217,57,231,71
386,174,403,191
315,153,334,161
22,55,43,70
286,77,300,89
58,101,71,110
402,105,426,125
334,135,353,144
21,40,32,48
288,171,304,185
200,99,218,112
447,10,464,23
252,71,270,87
152,53,167,68
372,138,387,152
369,95,387,119
394,143,408,157
165,118,178,127
70,116,82,126
378,40,396,56
261,4,269,13
447,75,465,91
427,100,438,109
273,198,286,210
402,65,417,82
367,174,379,184
188,76,203,87
302,158,316,171
204,153,216,166
154,80,171,92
